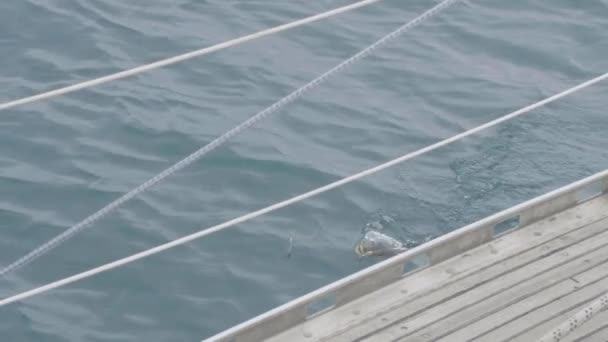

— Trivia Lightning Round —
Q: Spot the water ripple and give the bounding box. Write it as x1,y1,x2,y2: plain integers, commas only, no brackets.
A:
1,0,608,341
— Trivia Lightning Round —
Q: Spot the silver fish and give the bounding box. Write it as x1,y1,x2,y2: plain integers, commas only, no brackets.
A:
355,230,408,257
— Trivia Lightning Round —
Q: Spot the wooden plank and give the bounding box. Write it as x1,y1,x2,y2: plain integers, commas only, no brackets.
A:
440,260,608,341
364,224,608,342
567,309,608,342
502,292,601,342
580,329,608,342
351,215,608,342
574,324,608,342
320,198,608,342
398,244,608,342
266,196,608,342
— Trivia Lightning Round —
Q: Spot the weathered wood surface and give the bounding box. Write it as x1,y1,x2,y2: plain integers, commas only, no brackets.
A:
268,195,608,342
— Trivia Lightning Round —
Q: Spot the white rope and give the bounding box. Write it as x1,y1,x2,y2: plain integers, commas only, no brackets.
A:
1,70,607,307
537,292,608,342
0,0,387,112
0,0,460,277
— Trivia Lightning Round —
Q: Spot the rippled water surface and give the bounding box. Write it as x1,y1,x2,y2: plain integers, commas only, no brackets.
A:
1,0,608,340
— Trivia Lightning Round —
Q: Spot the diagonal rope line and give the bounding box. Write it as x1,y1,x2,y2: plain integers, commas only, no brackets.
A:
1,70,607,307
0,0,461,276
0,0,386,111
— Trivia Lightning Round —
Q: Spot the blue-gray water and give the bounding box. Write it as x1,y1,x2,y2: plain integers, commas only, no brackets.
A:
1,0,608,340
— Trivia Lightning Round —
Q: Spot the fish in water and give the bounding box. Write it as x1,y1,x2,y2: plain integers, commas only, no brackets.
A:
355,230,408,257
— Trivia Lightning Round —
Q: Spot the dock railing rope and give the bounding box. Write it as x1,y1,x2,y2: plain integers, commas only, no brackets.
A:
0,0,460,277
1,70,607,307
0,0,389,111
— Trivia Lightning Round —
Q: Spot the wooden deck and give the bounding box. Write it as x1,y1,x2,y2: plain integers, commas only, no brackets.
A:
268,195,608,342
205,171,608,342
